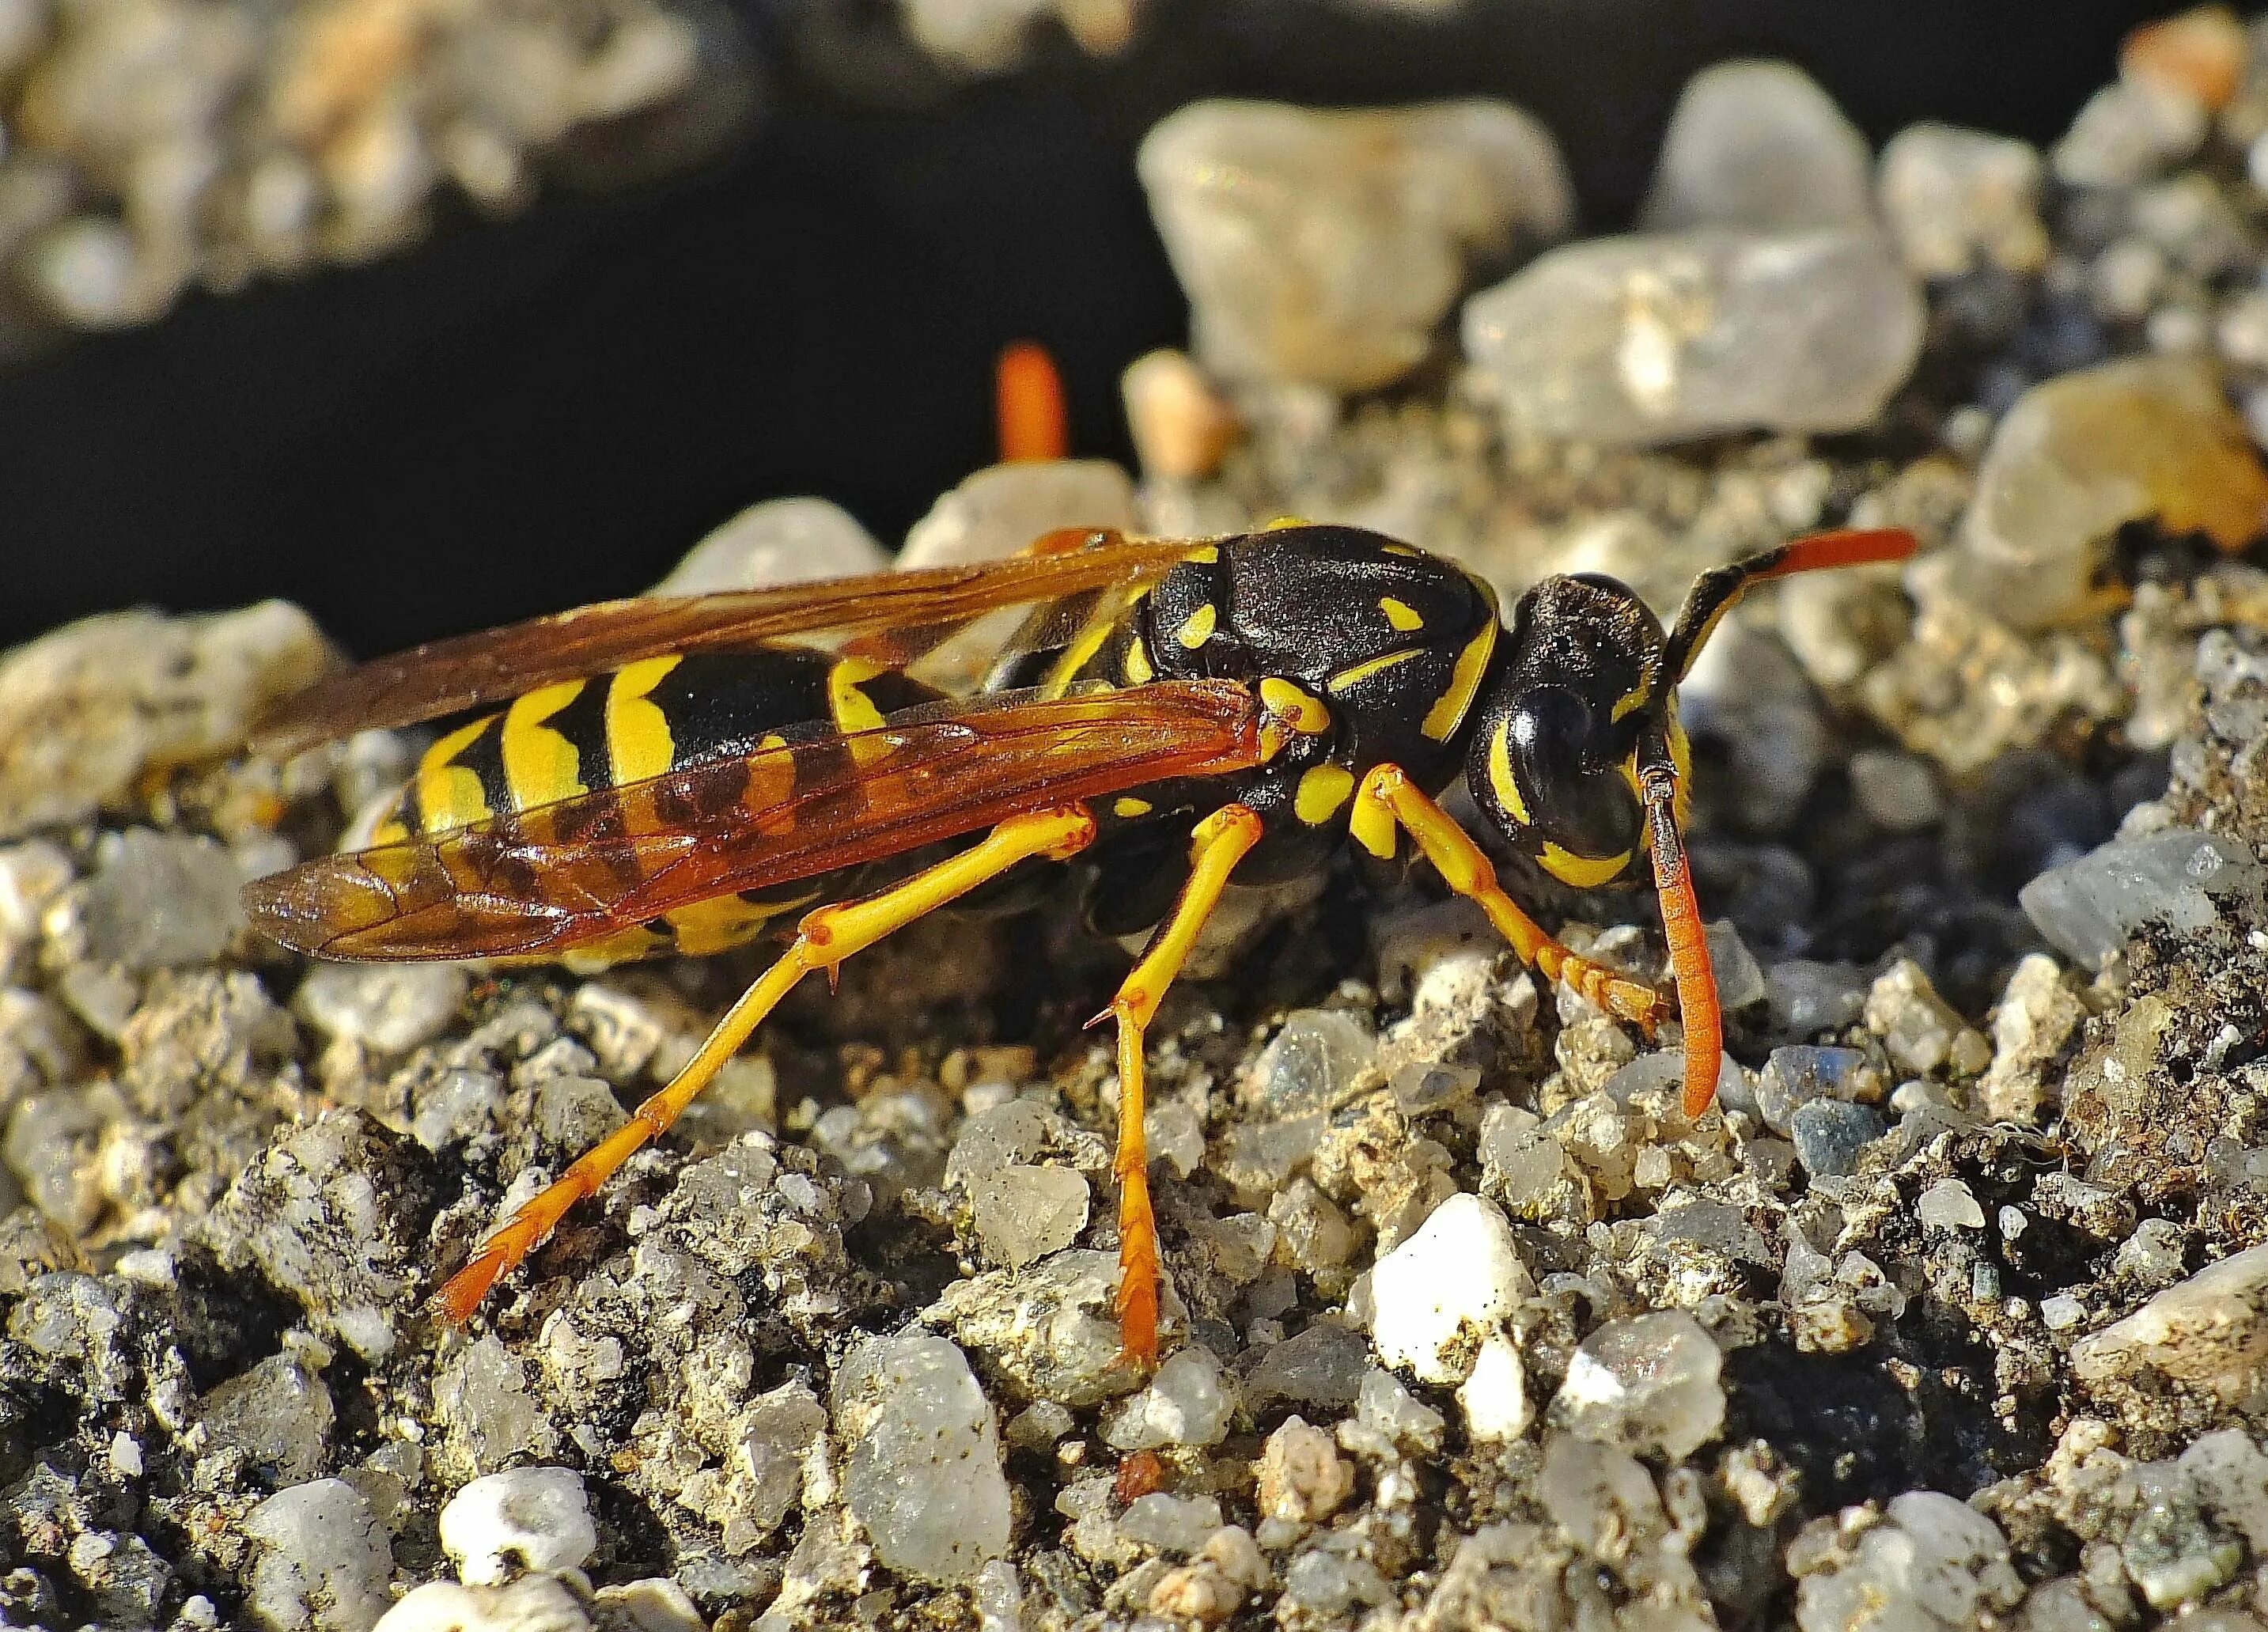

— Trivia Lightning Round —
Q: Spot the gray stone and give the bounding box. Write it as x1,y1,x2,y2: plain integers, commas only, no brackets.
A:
971,1164,1089,1270
1755,1046,1879,1136
650,497,888,596
926,1248,1145,1406
1463,227,1923,445
1789,1100,1887,1179
434,1335,560,1478
242,1479,393,1632
2054,79,2206,190
1244,1320,1371,1412
296,964,467,1055
437,1468,597,1587
1877,122,2050,278
1793,1490,2022,1632
1849,748,1944,831
1550,1310,1725,1461
2021,827,2262,971
199,1353,335,1486
74,829,245,969
834,1331,1010,1583
1766,959,1870,1036
1643,60,1872,232
1140,98,1573,390
2073,1244,2268,1406
1119,1493,1224,1557
1354,1366,1445,1452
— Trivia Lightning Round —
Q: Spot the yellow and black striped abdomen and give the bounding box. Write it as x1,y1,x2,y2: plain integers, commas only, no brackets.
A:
364,646,947,965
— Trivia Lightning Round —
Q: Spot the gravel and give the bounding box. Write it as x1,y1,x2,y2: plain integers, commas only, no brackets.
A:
20,15,2268,1629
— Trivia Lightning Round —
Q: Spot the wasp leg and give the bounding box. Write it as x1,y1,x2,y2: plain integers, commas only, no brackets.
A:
998,340,1069,463
436,805,1099,1323
1095,803,1263,1367
1350,765,1665,1032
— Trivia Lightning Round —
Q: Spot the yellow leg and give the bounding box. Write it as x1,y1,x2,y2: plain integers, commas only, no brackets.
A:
437,805,1098,1322
1350,765,1665,1032
1100,803,1263,1366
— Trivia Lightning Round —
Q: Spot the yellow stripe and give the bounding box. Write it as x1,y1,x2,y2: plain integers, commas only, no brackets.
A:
1327,648,1423,695
606,656,681,786
1186,543,1222,562
415,719,493,834
1609,679,1650,723
1486,719,1532,827
1295,764,1354,826
1176,604,1217,649
829,657,893,767
1539,842,1630,888
1123,636,1154,686
1113,796,1153,818
1380,542,1422,559
1379,596,1423,633
501,680,589,810
1259,677,1331,734
1421,619,1497,740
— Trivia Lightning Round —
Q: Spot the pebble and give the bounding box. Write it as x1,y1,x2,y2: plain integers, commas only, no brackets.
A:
1244,1320,1370,1412
2072,1244,2268,1407
2054,78,2208,189
1121,1493,1225,1557
649,497,888,596
2122,6,2251,113
1940,354,2268,630
435,1336,561,1478
1754,1045,1879,1135
198,1352,335,1486
372,1577,590,1632
1793,1490,2023,1631
1354,1365,1445,1453
1550,1309,1725,1461
1140,98,1573,391
1456,1333,1532,1442
898,460,1136,570
832,1331,1011,1581
971,1164,1089,1270
1463,227,1924,445
70,829,246,970
1765,959,1871,1036
1641,60,1872,232
2116,1217,2190,1289
926,1248,1145,1407
1255,1415,1354,1524
241,1479,394,1632
1366,1191,1532,1384
1916,1178,1987,1230
296,964,468,1055
438,1468,597,1587
1877,122,2050,278
2020,827,2262,971
1789,1099,1888,1179
1102,1346,1234,1449
1123,349,1240,482
0,603,330,841
1865,959,1990,1078
1847,748,1944,831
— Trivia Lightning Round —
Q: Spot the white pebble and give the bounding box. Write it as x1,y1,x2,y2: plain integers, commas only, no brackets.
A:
373,1577,590,1632
1367,1192,1533,1384
1456,1333,1532,1442
438,1467,597,1587
899,460,1135,570
1916,1179,1987,1230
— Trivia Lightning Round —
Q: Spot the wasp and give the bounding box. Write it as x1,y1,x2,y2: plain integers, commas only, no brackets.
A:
244,519,1915,1363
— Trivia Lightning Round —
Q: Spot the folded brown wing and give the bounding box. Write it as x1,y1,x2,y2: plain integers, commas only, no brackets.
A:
244,680,1263,960
254,536,1205,755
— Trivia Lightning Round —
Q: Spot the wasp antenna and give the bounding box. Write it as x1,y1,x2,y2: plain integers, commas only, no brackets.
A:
998,341,1069,463
1639,756,1721,1119
1664,526,1918,683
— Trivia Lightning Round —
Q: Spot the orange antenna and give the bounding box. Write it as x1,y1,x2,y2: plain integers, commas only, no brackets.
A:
997,341,1069,462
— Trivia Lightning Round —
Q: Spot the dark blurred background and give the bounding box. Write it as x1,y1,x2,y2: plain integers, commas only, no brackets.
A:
0,0,2176,654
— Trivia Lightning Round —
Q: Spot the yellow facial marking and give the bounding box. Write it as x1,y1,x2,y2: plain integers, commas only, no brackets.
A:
1176,603,1218,649
415,719,492,834
1260,516,1309,532
1539,842,1630,888
1609,680,1651,723
606,655,681,786
1185,543,1222,562
1113,796,1154,818
1123,635,1155,686
1421,619,1497,741
1295,764,1355,826
1379,596,1424,633
501,680,589,810
1327,647,1423,695
1486,719,1532,827
829,657,893,766
1259,677,1331,734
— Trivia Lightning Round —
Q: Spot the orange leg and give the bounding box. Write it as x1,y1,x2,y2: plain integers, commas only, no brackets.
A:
997,341,1069,463
436,805,1097,1322
1350,765,1666,1033
1096,803,1263,1365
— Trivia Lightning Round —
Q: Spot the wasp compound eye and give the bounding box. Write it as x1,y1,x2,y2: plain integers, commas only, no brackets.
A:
1469,683,1641,884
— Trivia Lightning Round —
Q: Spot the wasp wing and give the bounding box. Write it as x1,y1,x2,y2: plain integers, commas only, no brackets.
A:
255,535,1207,755
244,679,1264,960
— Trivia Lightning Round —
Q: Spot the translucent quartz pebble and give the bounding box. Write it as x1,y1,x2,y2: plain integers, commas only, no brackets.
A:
1463,227,1922,446
1550,1309,1725,1461
650,497,888,596
1641,60,1872,232
2020,827,2262,970
834,1332,1011,1581
1877,122,2050,279
971,1164,1089,1270
899,460,1136,570
1939,354,2268,630
1141,99,1573,391
1795,1491,2022,1632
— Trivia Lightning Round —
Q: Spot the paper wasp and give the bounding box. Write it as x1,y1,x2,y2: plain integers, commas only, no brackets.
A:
244,519,1915,1364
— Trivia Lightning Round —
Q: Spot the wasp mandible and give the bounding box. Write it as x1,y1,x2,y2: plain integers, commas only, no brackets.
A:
244,519,1915,1364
